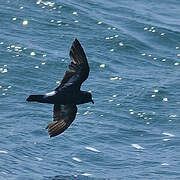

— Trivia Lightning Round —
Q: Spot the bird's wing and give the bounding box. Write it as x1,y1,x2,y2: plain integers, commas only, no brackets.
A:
55,38,89,91
46,104,77,137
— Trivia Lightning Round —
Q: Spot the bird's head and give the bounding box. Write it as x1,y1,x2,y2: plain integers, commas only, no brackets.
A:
81,91,94,104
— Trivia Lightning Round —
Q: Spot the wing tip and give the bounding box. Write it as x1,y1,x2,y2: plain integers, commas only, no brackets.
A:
72,38,81,47
70,38,88,64
74,37,79,42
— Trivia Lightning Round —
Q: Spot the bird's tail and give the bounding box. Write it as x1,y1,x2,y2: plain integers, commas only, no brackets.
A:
26,95,44,103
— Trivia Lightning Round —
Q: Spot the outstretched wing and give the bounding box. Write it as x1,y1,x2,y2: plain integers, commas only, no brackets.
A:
55,38,89,91
46,104,77,137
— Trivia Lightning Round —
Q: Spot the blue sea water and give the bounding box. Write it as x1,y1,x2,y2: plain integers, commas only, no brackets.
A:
1,0,180,179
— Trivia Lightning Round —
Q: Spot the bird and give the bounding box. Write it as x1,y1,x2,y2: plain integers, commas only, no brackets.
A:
26,39,94,137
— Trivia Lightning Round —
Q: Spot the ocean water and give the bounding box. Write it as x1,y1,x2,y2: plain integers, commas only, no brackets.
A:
0,0,180,179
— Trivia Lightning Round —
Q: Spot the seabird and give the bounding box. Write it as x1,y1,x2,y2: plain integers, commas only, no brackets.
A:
26,39,94,137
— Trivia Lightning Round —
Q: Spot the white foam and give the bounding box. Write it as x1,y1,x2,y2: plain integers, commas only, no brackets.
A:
162,98,168,102
85,146,101,152
119,42,124,46
72,157,82,162
110,77,118,80
81,173,92,176
72,12,78,16
35,157,43,161
99,64,105,68
131,144,144,150
169,114,177,118
22,20,28,26
0,150,8,154
161,163,168,166
162,132,175,137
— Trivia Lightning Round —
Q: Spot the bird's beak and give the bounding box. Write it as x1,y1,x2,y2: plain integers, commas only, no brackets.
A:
91,99,94,104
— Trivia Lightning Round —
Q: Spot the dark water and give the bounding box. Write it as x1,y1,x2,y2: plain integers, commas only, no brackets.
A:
1,0,180,179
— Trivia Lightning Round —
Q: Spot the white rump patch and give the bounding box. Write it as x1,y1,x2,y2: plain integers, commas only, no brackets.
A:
45,91,56,97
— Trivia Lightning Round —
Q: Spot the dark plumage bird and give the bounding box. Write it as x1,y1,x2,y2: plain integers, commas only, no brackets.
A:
26,39,94,137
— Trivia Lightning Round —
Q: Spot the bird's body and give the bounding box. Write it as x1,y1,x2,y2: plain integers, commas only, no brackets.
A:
26,39,94,137
27,90,92,105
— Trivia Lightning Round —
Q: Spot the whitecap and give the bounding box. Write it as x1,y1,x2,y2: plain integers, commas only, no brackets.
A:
162,132,175,137
72,12,78,16
169,114,177,118
99,64,105,68
110,77,118,80
144,27,148,30
81,173,92,176
0,150,8,154
2,69,8,73
108,99,113,102
72,157,82,162
35,157,43,161
162,98,168,102
30,52,36,56
131,144,144,150
161,163,168,166
22,20,28,26
112,94,117,98
85,146,101,152
174,62,179,66
154,89,159,93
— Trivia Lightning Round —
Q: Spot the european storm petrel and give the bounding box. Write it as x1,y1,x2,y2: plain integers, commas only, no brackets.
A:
26,39,94,137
